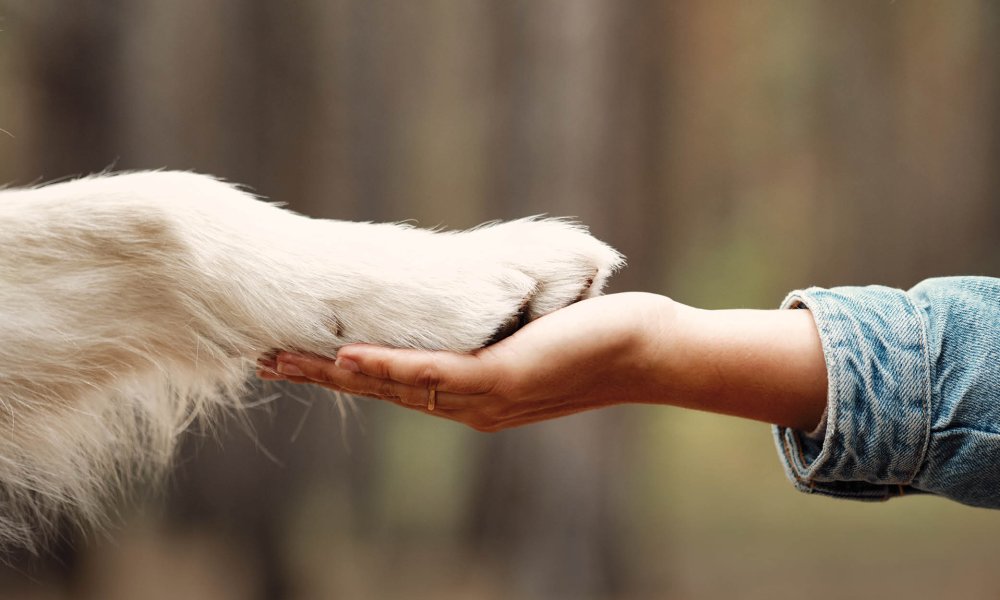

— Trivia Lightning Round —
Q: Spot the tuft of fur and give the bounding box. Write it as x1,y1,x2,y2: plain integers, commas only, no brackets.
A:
0,171,623,550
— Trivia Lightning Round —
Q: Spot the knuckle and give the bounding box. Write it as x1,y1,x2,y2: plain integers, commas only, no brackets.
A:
413,360,442,389
370,357,393,380
294,365,325,383
399,387,426,407
315,366,339,384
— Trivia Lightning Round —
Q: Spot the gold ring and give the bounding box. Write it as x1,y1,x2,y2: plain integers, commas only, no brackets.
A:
427,386,437,412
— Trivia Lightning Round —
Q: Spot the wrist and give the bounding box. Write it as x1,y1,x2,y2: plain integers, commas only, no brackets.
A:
621,293,687,405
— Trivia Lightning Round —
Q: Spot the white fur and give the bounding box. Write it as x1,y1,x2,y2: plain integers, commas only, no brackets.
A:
0,171,623,549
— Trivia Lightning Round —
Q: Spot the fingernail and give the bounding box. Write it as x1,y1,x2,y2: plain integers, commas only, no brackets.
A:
277,362,304,377
335,357,360,373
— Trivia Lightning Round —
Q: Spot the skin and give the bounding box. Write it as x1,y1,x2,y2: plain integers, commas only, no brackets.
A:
257,292,829,433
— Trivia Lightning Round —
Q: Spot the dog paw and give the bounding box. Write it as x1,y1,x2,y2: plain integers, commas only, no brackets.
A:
316,218,624,353
465,217,623,326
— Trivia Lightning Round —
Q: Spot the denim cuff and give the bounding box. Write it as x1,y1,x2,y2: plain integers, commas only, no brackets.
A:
772,286,932,501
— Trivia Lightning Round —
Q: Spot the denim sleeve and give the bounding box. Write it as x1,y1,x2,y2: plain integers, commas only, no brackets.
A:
772,276,1000,507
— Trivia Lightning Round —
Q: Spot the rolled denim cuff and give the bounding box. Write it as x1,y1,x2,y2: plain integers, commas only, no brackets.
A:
772,286,932,501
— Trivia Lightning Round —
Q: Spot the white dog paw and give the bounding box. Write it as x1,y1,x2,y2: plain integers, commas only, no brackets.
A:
464,218,624,336
316,218,624,353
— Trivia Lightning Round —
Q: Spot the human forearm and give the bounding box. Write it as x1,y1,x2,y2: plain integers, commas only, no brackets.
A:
648,302,828,431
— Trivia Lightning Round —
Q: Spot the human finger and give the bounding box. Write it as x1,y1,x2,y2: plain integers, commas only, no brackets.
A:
256,368,284,381
342,388,475,419
275,352,473,409
287,345,502,396
328,378,491,414
294,367,543,432
255,368,314,385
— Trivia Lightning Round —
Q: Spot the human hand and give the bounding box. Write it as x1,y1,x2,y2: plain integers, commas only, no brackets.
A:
258,292,678,431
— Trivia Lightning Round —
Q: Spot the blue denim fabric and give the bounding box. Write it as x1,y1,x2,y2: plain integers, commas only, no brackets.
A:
773,276,1000,507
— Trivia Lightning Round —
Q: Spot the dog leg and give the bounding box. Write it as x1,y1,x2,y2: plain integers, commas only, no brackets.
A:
0,171,622,548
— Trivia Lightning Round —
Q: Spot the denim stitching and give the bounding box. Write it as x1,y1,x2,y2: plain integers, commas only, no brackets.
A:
900,288,933,484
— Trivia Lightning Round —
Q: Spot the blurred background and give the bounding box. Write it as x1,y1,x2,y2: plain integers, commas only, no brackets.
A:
1,1,998,598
